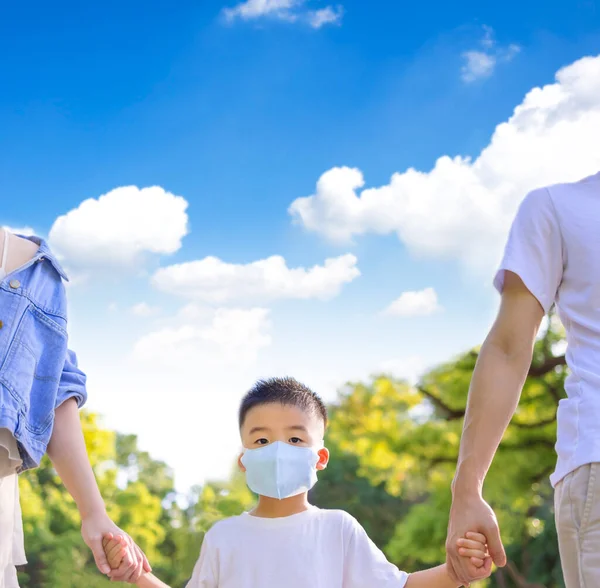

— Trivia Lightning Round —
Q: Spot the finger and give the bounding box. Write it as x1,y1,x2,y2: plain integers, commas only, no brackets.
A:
450,547,472,586
109,544,136,580
465,532,487,544
472,556,493,579
457,538,488,552
102,533,114,550
485,523,507,567
107,542,126,566
122,552,143,584
129,544,145,582
445,556,460,584
90,537,112,575
469,556,485,567
459,547,487,559
446,550,469,588
141,547,152,573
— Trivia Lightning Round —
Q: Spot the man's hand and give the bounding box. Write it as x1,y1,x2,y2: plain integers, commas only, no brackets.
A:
81,510,151,582
446,492,506,586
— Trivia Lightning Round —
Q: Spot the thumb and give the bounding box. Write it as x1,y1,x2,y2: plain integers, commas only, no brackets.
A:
90,537,111,575
486,523,507,567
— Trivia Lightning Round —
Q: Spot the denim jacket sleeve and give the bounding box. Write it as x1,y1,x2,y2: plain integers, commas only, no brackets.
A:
56,348,88,409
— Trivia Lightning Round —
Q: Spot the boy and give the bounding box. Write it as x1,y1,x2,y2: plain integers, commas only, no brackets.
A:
104,377,491,587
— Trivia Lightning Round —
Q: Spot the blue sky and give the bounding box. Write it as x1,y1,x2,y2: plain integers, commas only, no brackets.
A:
2,0,600,490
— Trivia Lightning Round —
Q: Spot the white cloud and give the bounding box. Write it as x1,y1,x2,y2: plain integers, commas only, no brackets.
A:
223,0,343,27
308,6,343,28
289,54,600,270
384,287,442,317
48,186,189,269
461,26,520,82
151,253,359,303
131,302,160,317
223,0,299,21
133,307,271,367
461,51,497,83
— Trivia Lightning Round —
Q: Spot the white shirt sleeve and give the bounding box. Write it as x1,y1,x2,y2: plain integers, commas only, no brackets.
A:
186,532,219,588
342,514,409,588
494,188,564,313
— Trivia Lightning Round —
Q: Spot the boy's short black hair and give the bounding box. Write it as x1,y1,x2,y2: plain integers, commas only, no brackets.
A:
239,377,328,429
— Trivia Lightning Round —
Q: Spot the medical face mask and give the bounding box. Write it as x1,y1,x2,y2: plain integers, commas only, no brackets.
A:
240,441,323,500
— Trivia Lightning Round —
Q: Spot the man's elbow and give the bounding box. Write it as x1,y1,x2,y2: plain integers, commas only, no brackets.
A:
483,318,536,372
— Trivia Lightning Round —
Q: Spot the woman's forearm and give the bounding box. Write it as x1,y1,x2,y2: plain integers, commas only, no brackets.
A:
46,398,106,518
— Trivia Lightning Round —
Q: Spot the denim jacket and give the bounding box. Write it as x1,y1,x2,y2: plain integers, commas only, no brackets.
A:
0,235,87,472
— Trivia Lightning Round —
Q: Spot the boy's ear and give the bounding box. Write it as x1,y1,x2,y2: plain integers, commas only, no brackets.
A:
238,453,246,472
316,447,329,471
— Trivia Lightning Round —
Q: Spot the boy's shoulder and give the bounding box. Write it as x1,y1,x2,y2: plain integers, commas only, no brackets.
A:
205,513,248,539
316,508,359,527
205,508,360,542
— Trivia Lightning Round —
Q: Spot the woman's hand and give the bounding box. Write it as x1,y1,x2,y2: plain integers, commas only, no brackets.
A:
81,510,151,582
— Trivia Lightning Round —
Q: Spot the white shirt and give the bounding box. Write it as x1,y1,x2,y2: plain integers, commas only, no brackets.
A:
494,171,600,486
186,506,409,588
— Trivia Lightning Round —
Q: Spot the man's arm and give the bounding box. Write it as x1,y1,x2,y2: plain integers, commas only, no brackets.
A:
446,271,545,584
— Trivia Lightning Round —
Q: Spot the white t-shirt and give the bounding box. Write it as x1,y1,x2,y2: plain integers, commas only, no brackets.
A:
186,506,409,588
494,171,600,486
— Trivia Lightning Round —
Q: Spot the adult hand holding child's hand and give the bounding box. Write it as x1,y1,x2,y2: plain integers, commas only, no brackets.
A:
81,510,150,582
446,488,506,586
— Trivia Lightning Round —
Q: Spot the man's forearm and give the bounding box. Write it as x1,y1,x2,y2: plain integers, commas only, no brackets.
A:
406,564,460,588
453,338,531,494
46,398,106,518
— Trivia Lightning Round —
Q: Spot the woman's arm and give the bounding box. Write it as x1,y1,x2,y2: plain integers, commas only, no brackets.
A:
47,397,150,582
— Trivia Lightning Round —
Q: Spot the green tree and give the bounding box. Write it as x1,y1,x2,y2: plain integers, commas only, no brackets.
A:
326,318,567,587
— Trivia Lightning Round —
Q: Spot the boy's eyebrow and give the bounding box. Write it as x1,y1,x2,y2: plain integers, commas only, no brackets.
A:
248,426,270,435
247,425,309,434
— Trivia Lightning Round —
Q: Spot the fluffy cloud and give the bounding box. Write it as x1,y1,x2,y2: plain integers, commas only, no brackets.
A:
49,186,189,269
151,253,359,303
461,26,520,83
223,0,343,28
289,55,600,270
133,306,271,367
383,287,442,317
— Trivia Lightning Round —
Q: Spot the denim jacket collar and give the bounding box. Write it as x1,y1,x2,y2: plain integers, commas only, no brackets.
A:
19,235,69,282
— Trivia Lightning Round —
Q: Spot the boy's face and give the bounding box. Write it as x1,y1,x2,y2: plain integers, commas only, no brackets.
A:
239,402,329,471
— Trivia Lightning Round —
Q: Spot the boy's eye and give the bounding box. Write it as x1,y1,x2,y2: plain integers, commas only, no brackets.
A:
289,437,303,444
256,438,269,445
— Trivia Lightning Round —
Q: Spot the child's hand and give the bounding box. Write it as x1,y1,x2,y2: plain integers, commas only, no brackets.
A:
456,532,493,580
102,533,128,570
